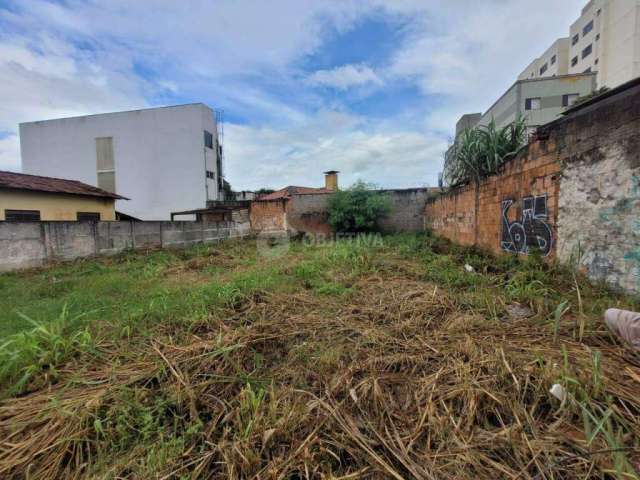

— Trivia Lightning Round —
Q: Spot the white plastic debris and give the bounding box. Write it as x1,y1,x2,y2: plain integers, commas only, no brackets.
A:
604,308,640,351
549,383,566,402
464,264,474,273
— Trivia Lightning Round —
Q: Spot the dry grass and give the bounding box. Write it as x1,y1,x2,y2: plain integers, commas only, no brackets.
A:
0,235,639,479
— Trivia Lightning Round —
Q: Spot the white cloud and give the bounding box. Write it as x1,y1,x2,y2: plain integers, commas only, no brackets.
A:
0,0,587,189
0,135,20,171
224,110,446,190
307,64,383,90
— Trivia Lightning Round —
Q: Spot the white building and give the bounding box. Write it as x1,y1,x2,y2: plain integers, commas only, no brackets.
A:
20,104,224,220
520,0,640,89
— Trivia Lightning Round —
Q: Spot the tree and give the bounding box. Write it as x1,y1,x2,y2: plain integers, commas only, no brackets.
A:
327,181,391,233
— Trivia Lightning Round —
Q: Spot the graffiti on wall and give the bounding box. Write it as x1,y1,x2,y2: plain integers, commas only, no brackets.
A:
501,194,553,256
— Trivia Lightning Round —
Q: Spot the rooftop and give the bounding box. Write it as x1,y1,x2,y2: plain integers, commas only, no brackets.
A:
257,186,334,201
0,171,128,200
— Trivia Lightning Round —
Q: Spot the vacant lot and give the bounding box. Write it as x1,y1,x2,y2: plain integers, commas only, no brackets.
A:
0,234,639,479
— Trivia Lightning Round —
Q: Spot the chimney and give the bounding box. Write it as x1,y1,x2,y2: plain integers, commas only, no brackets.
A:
324,170,339,191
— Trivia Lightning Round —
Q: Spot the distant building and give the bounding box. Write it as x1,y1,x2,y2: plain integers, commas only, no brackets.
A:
0,170,126,221
20,103,225,220
519,0,640,89
445,73,597,174
518,38,571,81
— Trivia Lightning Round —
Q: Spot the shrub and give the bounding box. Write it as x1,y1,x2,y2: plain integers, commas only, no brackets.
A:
327,181,391,233
443,117,527,186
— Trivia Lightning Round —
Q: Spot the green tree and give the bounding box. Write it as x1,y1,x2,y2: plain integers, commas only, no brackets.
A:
327,181,391,233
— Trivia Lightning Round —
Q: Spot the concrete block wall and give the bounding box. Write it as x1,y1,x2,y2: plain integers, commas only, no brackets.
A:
379,188,434,233
0,220,250,272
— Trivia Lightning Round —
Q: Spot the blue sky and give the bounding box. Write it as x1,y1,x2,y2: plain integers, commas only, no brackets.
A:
0,0,584,190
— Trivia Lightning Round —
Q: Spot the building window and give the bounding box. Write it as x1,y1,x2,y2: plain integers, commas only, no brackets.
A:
206,170,215,179
597,8,601,15
204,130,214,149
571,56,578,67
5,210,40,222
550,55,556,65
572,33,579,45
525,97,541,110
595,58,599,65
596,33,600,41
584,67,592,73
539,63,548,75
96,137,116,194
562,93,580,107
77,212,101,222
583,20,594,36
582,44,592,59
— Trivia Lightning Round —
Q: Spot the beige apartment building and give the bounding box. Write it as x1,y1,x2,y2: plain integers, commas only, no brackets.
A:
519,38,570,81
520,0,640,89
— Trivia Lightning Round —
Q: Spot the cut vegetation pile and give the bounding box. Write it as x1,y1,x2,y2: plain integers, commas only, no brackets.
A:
0,234,639,479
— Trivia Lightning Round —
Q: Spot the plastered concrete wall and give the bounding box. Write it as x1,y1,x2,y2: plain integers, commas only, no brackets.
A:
426,139,560,257
0,190,116,221
555,82,640,294
0,220,250,272
249,200,287,232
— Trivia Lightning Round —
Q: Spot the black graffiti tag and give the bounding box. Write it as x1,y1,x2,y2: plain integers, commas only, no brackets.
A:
501,195,553,256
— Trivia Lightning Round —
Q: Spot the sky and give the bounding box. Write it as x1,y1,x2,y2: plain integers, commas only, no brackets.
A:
0,0,585,190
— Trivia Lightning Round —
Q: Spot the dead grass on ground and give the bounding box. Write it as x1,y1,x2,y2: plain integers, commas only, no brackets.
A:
1,238,639,479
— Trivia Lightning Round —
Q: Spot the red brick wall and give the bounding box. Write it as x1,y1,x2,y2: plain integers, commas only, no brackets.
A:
249,200,287,232
425,137,561,257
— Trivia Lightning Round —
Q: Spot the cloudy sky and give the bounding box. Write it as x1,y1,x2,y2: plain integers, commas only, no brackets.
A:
0,0,584,190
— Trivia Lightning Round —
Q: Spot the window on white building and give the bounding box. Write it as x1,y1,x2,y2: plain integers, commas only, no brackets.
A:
571,56,578,67
582,44,592,59
204,130,214,149
539,63,548,75
572,34,579,45
96,137,116,194
550,55,556,65
525,98,541,110
583,20,593,36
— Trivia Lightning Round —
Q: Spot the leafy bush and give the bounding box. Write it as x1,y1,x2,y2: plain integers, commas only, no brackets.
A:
443,117,527,186
327,181,391,233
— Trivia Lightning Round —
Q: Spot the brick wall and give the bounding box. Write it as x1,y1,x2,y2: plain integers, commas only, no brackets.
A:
286,193,333,236
249,200,287,232
553,81,640,294
251,189,435,236
425,78,640,294
425,139,561,257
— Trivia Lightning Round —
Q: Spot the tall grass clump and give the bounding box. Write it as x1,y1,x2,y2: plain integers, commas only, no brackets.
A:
0,304,95,395
443,116,527,186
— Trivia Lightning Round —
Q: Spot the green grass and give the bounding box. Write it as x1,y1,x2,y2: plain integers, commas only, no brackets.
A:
1,233,640,478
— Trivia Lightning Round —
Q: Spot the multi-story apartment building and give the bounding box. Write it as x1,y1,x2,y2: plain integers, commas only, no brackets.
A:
19,104,224,220
521,0,640,89
444,73,596,184
518,38,571,81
